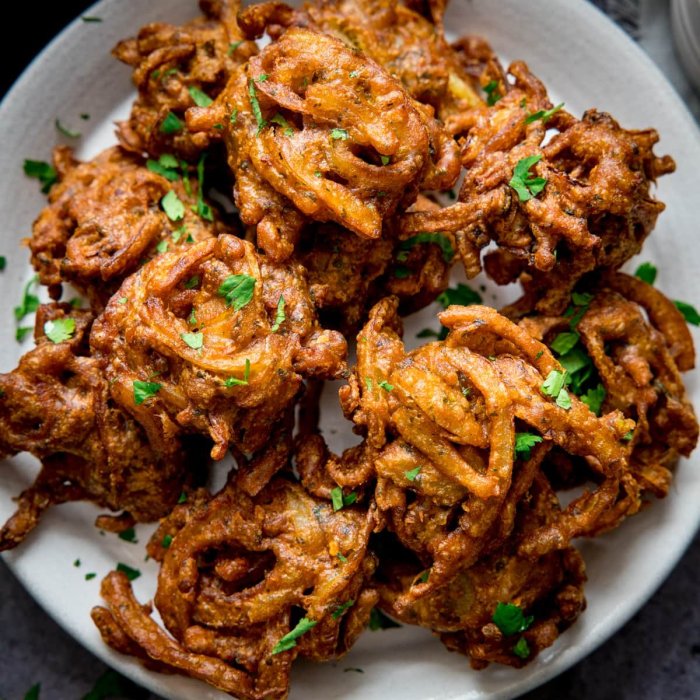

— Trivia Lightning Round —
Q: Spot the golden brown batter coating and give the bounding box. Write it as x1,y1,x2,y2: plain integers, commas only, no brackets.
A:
90,234,347,459
113,0,257,159
92,475,378,700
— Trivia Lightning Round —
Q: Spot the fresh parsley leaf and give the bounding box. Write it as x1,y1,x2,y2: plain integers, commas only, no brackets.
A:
369,608,401,630
331,487,357,511
218,274,256,310
160,111,184,134
74,559,81,567
380,155,390,165
364,377,373,392
83,669,145,700
571,291,594,307
188,86,213,107
437,283,482,308
162,534,173,548
248,79,266,132
14,275,40,322
224,358,251,386
230,108,238,124
271,295,286,332
524,102,564,124
196,152,214,221
417,326,449,340
634,261,657,285
16,326,33,342
147,154,180,181
509,154,546,202
581,383,606,416
44,318,76,344
270,113,294,136
492,602,534,636
0,256,5,270
55,119,81,138
177,491,187,504
228,40,243,55
161,190,185,221
674,300,700,326
183,275,200,289
156,239,169,254
331,128,349,140
116,563,141,581
417,570,430,583
378,380,393,392
398,232,454,264
555,387,572,410
550,331,579,356
23,683,40,700
23,159,58,193
331,600,355,620
272,616,317,654
181,331,203,350
558,346,591,378
118,527,138,543
349,70,360,78
404,466,421,481
393,265,410,279
483,80,501,106
622,430,634,442
133,380,161,405
513,637,530,659
85,572,96,581
541,369,566,398
117,297,128,305
515,432,543,460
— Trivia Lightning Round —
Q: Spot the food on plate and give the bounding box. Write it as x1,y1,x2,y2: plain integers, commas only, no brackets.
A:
1,0,697,697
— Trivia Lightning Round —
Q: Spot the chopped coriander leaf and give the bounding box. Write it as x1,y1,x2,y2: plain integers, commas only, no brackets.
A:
344,667,364,673
332,600,355,620
184,275,200,289
14,275,40,322
44,317,76,344
622,430,634,442
256,73,269,82
74,558,81,567
483,79,501,106
674,300,700,326
416,327,444,339
417,569,430,583
156,239,169,254
116,562,141,581
196,152,214,221
218,273,256,310
55,119,81,138
133,380,161,405
177,491,187,504
524,102,564,125
81,15,102,22
146,154,180,181
393,265,410,279
405,466,421,481
437,282,482,308
230,108,238,124
160,111,184,134
349,70,360,78
369,608,401,630
69,297,83,308
634,261,657,285
271,295,286,332
228,40,243,55
555,388,572,410
398,232,454,264
225,358,251,386
558,346,591,377
337,552,348,563
270,112,294,136
331,486,357,511
161,190,185,221
118,527,138,543
515,432,543,460
378,380,393,392
83,669,144,700
364,377,373,391
509,154,547,202
188,85,213,107
535,350,544,360
85,572,96,581
550,331,579,356
117,297,128,305
492,602,534,636
0,255,5,270
80,113,90,120
23,683,40,700
188,308,197,325
23,159,58,193
541,369,566,398
248,79,266,132
380,155,390,165
162,534,173,548
571,291,594,307
581,383,606,416
181,331,204,350
16,326,33,342
331,128,349,140
513,637,530,659
272,616,317,654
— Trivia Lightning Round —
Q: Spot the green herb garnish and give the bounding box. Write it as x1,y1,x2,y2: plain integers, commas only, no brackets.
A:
331,487,357,511
331,600,355,620
188,86,213,107
161,190,185,221
116,563,141,581
118,527,138,543
524,102,564,124
181,331,203,350
397,232,454,264
331,128,349,140
23,159,58,193
404,466,421,481
160,111,184,134
55,119,81,138
147,153,180,181
512,637,530,659
437,283,482,308
218,274,256,310
272,616,317,654
248,79,266,132
133,380,161,405
674,300,700,326
483,80,501,106
224,358,251,387
271,295,286,332
43,317,75,344
634,261,657,285
509,154,547,202
492,602,534,636
369,608,401,630
514,432,543,460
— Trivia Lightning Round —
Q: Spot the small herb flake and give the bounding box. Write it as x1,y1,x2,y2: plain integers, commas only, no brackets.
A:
248,79,266,132
188,85,213,107
181,331,204,350
378,380,393,392
161,190,185,221
581,383,606,416
147,154,180,181
218,274,256,310
133,380,161,405
437,283,482,308
398,232,454,264
405,466,421,481
270,112,294,136
116,563,141,581
160,111,184,134
177,491,187,504
162,534,173,548
23,159,58,193
515,432,543,461
44,317,76,344
483,80,501,106
118,527,138,544
524,102,564,124
555,387,572,410
225,358,251,387
369,608,401,630
634,261,657,285
513,637,530,659
380,155,390,165
541,369,566,398
156,239,169,254
85,572,96,581
81,16,102,22
14,276,40,322
674,300,700,326
228,40,243,55
184,275,200,289
23,684,40,700
550,331,579,356
492,602,534,636
16,326,33,342
271,295,286,332
332,600,355,620
55,119,81,138
272,616,317,654
331,486,357,511
509,154,547,202
331,128,349,140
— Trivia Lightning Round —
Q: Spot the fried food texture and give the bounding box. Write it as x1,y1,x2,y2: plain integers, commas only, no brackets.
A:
90,234,347,459
187,26,460,260
29,146,220,310
0,304,187,550
113,0,257,159
402,46,675,311
92,475,378,700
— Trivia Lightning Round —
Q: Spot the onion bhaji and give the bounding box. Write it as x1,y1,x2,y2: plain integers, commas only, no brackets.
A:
1,0,697,697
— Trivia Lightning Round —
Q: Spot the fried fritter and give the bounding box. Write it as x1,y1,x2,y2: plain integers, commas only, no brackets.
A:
92,475,378,700
113,0,257,159
90,234,347,459
0,304,187,550
29,146,221,310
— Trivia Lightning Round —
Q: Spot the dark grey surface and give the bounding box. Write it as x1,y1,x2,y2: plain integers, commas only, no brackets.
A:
1,0,699,699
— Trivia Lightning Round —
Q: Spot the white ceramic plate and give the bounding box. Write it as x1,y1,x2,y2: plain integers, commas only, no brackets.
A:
1,1,699,698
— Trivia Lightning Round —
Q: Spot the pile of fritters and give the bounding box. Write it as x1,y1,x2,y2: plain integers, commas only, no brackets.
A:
1,1,696,698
